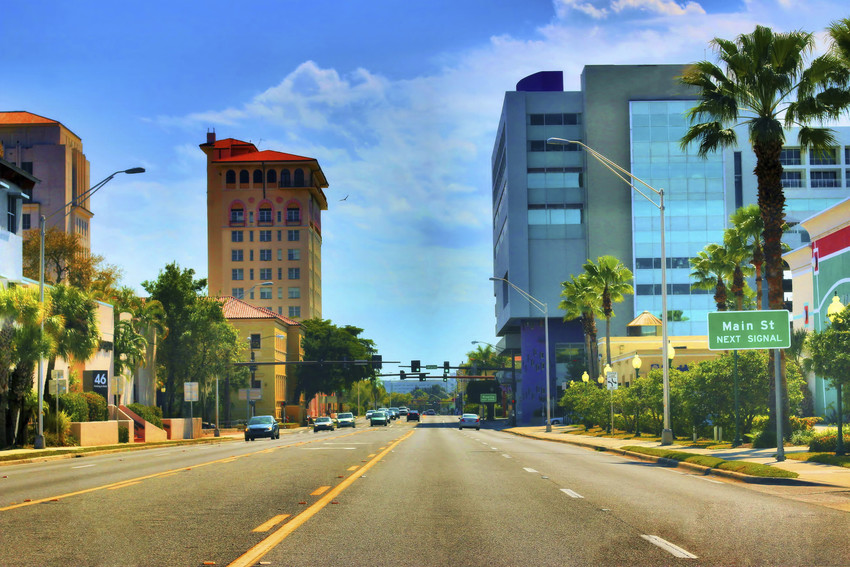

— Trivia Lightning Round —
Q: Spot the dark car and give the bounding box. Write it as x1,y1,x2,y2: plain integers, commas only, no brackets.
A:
245,415,280,441
406,410,420,422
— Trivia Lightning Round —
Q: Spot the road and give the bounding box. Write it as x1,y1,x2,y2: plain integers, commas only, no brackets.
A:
0,416,847,566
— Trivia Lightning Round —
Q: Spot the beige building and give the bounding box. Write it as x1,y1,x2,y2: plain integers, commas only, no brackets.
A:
200,133,329,320
0,112,92,253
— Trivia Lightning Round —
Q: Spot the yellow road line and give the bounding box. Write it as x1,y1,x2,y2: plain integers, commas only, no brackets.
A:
107,481,141,490
347,466,359,471
228,430,415,567
253,514,291,533
310,486,330,496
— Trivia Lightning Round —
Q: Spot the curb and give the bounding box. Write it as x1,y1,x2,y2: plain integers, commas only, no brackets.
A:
505,429,806,485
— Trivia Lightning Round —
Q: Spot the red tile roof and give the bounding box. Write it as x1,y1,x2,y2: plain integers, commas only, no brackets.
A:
214,149,316,163
218,296,300,326
0,111,59,125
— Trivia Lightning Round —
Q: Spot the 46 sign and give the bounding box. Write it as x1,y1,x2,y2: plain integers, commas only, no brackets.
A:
84,370,110,401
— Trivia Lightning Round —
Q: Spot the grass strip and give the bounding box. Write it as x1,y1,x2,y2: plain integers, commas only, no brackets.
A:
785,452,850,468
622,445,798,478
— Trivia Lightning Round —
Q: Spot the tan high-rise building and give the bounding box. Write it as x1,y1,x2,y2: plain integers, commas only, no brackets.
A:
200,133,329,319
0,111,92,252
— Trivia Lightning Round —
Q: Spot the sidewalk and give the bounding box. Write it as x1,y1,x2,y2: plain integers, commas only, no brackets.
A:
506,425,850,488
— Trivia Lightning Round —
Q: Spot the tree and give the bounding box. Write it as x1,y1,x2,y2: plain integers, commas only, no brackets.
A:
293,319,377,412
560,273,602,379
142,263,207,417
43,285,100,393
690,243,735,311
680,24,850,437
728,204,766,307
806,303,850,453
723,226,756,311
582,256,633,367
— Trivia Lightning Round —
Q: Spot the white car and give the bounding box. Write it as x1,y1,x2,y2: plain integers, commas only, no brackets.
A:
459,413,480,430
337,412,356,428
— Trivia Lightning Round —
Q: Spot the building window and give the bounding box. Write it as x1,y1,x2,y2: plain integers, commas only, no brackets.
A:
232,287,244,299
527,205,582,225
260,287,272,300
231,249,243,262
288,248,301,261
287,230,300,241
249,231,254,242
253,169,263,184
249,250,254,261
22,213,31,231
529,113,581,125
278,287,283,300
232,230,244,242
277,230,282,241
277,249,283,261
232,268,244,281
260,249,272,261
810,148,837,165
230,206,244,225
289,306,301,318
280,170,291,187
278,267,283,280
267,169,277,185
287,206,301,224
527,140,581,152
258,206,273,224
226,170,236,184
260,268,272,280
779,148,801,166
811,170,839,188
277,211,282,223
294,169,305,186
249,268,254,280
781,171,803,188
249,211,254,224
259,230,272,242
7,195,17,233
288,268,300,279
239,170,249,184
288,287,301,299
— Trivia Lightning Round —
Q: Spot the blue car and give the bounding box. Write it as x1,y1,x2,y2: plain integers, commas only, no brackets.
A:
245,415,280,441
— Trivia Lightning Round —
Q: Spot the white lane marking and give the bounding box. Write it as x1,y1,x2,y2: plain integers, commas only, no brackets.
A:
560,489,584,499
502,454,512,458
71,464,95,469
641,535,698,559
661,468,685,475
697,477,723,484
323,443,369,445
523,467,538,473
301,447,357,450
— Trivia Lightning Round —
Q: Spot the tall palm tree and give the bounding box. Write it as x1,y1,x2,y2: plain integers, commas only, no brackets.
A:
690,244,736,311
728,204,765,307
723,226,756,311
559,273,602,379
680,24,850,437
44,285,101,385
582,256,634,367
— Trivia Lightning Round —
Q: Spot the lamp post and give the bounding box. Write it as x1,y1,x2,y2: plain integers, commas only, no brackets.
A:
489,277,551,432
547,137,673,445
633,354,643,436
827,294,846,455
35,167,145,449
582,371,589,383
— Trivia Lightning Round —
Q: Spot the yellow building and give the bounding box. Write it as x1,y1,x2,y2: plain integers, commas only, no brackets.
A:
201,133,329,320
220,296,302,422
0,112,92,253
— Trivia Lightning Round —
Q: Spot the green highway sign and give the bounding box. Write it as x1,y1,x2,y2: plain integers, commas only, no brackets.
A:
480,393,498,403
425,364,439,369
707,310,791,350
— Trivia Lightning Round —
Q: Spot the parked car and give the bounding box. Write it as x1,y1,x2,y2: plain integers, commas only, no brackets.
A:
313,416,335,432
370,410,389,426
245,415,280,441
406,410,420,422
424,409,436,416
459,413,480,430
337,412,356,428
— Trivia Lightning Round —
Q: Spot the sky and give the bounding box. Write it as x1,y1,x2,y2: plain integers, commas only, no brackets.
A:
3,0,849,377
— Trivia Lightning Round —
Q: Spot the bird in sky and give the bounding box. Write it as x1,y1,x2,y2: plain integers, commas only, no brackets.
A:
340,194,349,201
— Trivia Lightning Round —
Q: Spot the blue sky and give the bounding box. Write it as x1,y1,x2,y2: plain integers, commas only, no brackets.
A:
3,0,848,376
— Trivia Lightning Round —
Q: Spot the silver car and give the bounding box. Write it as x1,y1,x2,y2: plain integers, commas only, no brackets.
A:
337,412,356,428
459,413,480,430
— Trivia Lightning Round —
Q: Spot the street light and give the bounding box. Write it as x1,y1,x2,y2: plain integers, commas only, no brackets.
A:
632,354,642,380
826,293,846,455
547,137,673,445
35,167,145,449
489,276,552,432
582,371,589,383
633,354,643,436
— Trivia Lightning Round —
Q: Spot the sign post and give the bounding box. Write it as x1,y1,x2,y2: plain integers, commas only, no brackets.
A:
185,382,199,437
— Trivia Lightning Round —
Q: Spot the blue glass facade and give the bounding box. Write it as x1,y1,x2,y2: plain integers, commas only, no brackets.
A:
630,100,725,335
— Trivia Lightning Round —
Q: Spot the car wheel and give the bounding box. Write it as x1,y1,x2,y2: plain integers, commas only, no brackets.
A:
476,427,480,430
245,437,249,442
458,427,462,430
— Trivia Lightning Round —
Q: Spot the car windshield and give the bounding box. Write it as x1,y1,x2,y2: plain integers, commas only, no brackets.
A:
373,411,385,417
249,416,274,425
338,413,353,418
462,414,478,418
315,417,330,422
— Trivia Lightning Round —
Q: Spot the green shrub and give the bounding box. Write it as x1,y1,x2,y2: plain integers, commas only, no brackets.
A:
118,425,129,443
127,403,163,428
789,415,822,432
789,428,816,447
59,392,90,422
809,428,850,452
82,392,108,421
43,410,72,446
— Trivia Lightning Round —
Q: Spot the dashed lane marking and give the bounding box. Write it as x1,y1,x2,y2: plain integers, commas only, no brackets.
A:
641,535,698,559
523,468,538,473
310,486,330,496
560,489,584,499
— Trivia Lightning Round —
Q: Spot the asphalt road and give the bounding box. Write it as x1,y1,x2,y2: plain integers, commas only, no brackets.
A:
1,416,848,566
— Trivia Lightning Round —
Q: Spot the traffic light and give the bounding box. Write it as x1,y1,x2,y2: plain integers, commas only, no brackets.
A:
371,354,382,370
419,373,426,381
443,376,448,382
400,370,406,380
411,360,420,373
443,361,450,378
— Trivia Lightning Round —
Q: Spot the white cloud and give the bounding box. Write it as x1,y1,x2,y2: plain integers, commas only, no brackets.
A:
612,0,706,16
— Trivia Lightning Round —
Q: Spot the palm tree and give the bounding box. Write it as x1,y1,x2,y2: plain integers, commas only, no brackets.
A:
680,24,850,437
559,273,602,379
582,256,634,367
723,226,756,311
728,205,765,307
44,285,101,387
690,244,736,311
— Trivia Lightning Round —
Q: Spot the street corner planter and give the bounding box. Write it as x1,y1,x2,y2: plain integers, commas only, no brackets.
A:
70,421,119,447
